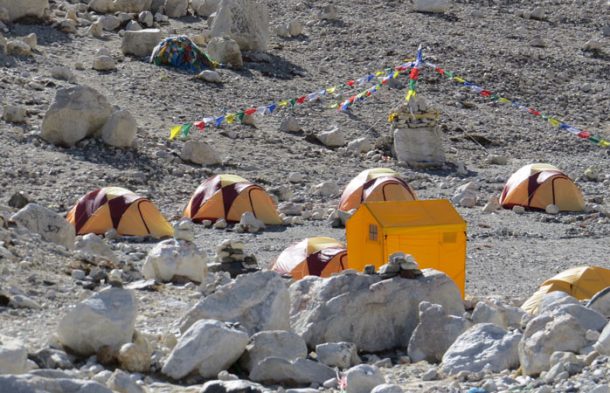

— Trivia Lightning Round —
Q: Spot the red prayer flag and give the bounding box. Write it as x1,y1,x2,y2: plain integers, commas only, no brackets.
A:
578,130,591,139
409,68,419,80
296,96,307,104
244,108,257,116
346,80,355,87
435,67,445,75
194,121,205,130
480,90,492,97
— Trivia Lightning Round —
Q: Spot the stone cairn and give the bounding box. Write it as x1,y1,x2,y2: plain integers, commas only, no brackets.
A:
374,252,423,279
208,239,259,277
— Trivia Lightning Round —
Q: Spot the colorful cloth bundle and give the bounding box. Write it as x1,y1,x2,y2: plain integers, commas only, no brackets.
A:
150,36,219,73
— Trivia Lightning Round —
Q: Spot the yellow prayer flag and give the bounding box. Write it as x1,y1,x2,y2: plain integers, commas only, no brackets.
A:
498,97,511,104
375,71,384,76
169,125,182,140
392,71,400,78
226,114,236,124
279,100,289,107
548,117,561,127
388,112,398,122
326,87,337,94
406,90,416,101
453,76,465,83
598,140,610,148
330,103,339,109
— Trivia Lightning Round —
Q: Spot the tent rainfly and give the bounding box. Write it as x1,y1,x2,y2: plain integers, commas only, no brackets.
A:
271,237,348,280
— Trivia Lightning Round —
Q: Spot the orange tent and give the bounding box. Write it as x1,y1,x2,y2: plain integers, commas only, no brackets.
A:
271,237,348,280
499,164,585,211
338,168,416,213
184,174,282,225
67,187,174,238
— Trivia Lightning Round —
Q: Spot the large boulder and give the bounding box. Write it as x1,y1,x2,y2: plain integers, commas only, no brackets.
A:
179,271,290,335
408,301,472,363
121,29,163,57
56,287,137,356
0,335,28,375
162,319,249,379
207,36,243,69
593,322,610,355
441,323,522,375
41,86,112,147
210,0,269,51
0,0,49,22
0,374,112,393
75,233,118,263
344,364,385,393
192,0,221,16
290,270,463,352
113,0,152,12
316,342,360,369
587,287,610,318
239,330,307,372
10,204,75,249
519,313,588,376
472,299,526,329
180,140,221,166
164,0,188,17
142,239,208,283
100,110,137,148
89,0,115,13
200,380,265,393
249,357,335,386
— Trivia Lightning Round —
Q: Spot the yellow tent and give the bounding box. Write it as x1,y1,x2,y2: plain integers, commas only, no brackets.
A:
338,168,417,213
499,163,585,211
271,237,348,280
521,266,610,314
346,199,467,296
66,187,174,238
184,174,283,225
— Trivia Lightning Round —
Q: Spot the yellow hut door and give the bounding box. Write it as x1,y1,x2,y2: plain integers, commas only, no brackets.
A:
383,232,442,271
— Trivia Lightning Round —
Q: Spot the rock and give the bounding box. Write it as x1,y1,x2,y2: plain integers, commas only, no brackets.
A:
198,69,222,83
22,33,37,50
545,204,559,214
548,351,585,375
529,6,545,20
519,313,588,376
421,368,438,381
138,10,153,27
206,36,243,69
472,300,526,329
10,204,75,249
239,212,265,233
482,196,501,213
593,322,610,355
371,384,403,393
164,0,188,17
588,288,610,318
441,323,522,375
413,0,449,13
121,28,162,57
530,36,547,48
0,0,49,22
347,137,373,154
9,294,41,309
280,116,301,133
93,55,117,71
117,333,152,373
89,0,115,13
311,181,340,197
512,205,525,214
344,364,385,393
100,110,137,147
180,271,289,335
50,66,75,82
239,330,307,372
485,154,508,165
275,23,289,37
316,126,346,147
192,0,221,17
113,0,152,13
125,20,142,31
213,218,227,229
31,348,73,370
408,302,472,363
42,86,113,146
320,4,338,20
180,139,221,166
200,379,265,393
0,335,28,374
7,40,32,56
162,319,249,379
2,105,27,123
451,182,478,208
107,369,145,393
88,20,104,37
75,233,117,263
288,20,303,36
290,270,464,352
173,219,194,242
316,342,360,369
550,303,607,332
0,374,112,392
142,238,208,283
8,191,29,209
58,19,77,34
249,357,335,386
210,0,269,51
99,14,121,30
56,287,137,356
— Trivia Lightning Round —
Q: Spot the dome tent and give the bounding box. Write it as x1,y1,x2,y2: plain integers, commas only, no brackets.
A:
271,237,348,280
499,163,585,211
66,187,174,238
184,174,282,225
338,168,417,213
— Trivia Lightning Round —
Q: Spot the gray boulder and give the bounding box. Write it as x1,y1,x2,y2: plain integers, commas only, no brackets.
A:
200,380,265,393
192,0,221,17
0,335,28,374
41,86,112,147
162,319,249,379
211,0,269,51
593,322,610,355
113,0,152,12
207,36,243,69
316,342,360,369
10,203,75,249
239,330,307,372
408,301,472,363
441,323,522,375
100,110,137,148
180,140,221,166
587,287,610,318
179,271,290,335
472,300,526,329
290,270,463,352
0,0,49,22
121,29,163,57
164,0,188,17
344,364,385,393
249,357,335,386
0,374,112,393
142,239,208,283
550,303,607,332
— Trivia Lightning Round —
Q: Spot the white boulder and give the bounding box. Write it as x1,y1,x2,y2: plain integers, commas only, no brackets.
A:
42,86,113,146
7,40,32,56
472,300,526,329
207,36,243,69
113,0,152,13
10,204,75,249
239,330,307,372
210,0,269,51
451,182,478,208
0,0,48,22
344,364,385,393
121,28,163,57
164,0,188,17
413,0,449,13
249,357,335,386
93,55,117,71
89,0,115,13
2,105,27,123
138,10,153,27
347,137,373,154
180,271,289,335
310,181,340,197
317,126,346,147
0,335,28,375
239,211,265,233
198,69,222,83
107,369,146,393
408,301,472,363
588,288,610,318
279,116,301,133
50,66,76,82
100,110,137,147
290,270,464,352
142,238,208,283
192,0,221,16
441,323,522,375
99,14,121,30
56,287,137,356
180,140,221,165
75,233,117,263
371,385,404,393
162,319,249,379
594,322,610,355
316,342,360,369
0,374,112,392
